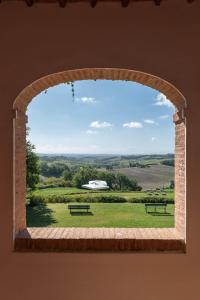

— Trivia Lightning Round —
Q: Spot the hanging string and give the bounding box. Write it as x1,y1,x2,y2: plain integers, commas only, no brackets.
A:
70,81,75,102
65,81,75,103
44,82,75,102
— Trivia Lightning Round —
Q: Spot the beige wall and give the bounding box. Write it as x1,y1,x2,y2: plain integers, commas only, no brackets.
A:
0,1,199,299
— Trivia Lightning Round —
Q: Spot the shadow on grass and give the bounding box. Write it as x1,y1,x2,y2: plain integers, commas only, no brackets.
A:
70,211,94,216
147,212,174,217
26,203,57,227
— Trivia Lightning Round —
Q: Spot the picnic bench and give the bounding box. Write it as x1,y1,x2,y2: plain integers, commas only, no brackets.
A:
68,204,91,213
145,203,167,213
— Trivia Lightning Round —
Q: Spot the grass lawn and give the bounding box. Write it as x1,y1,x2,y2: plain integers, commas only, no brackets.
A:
26,202,174,228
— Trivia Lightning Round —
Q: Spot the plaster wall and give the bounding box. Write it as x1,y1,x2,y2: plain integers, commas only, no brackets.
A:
0,1,199,299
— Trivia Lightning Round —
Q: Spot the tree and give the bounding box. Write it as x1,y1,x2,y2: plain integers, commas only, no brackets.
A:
26,140,40,190
40,161,49,177
161,159,174,167
115,172,141,191
106,165,113,171
62,167,72,181
97,171,116,189
39,161,71,178
72,166,98,188
169,180,175,189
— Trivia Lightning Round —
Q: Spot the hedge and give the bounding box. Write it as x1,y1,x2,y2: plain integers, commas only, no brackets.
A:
27,194,174,206
127,197,174,204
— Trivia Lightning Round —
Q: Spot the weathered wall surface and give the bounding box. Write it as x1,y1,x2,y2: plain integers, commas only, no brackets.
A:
0,1,199,299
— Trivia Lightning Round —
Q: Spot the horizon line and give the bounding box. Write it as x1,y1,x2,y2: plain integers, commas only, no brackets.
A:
36,152,175,156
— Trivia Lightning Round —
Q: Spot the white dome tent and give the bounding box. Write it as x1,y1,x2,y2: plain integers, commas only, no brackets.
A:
82,180,109,190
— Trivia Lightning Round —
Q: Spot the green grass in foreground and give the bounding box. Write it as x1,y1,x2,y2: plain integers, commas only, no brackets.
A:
26,203,174,228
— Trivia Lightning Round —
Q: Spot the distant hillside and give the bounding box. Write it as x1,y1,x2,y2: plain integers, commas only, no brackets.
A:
38,153,174,189
38,153,174,169
112,165,174,190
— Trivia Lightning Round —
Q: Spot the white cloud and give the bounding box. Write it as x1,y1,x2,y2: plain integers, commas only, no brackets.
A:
144,119,157,124
151,137,158,142
123,122,143,128
154,93,173,108
35,143,100,154
76,97,96,103
86,130,97,134
159,114,169,119
90,121,113,129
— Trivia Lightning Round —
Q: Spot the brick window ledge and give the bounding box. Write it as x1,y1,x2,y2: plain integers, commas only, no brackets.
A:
15,228,186,252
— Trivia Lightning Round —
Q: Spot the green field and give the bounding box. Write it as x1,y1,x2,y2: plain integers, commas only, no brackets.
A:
27,202,174,228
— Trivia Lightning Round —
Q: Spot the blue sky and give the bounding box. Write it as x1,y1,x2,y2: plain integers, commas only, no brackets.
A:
27,80,175,155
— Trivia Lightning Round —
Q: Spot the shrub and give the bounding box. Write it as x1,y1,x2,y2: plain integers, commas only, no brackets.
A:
27,194,127,205
88,195,126,203
161,159,174,167
37,178,73,189
57,194,127,203
127,197,174,204
27,194,47,207
27,193,174,206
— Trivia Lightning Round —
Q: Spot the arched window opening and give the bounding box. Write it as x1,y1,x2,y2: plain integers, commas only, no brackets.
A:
13,68,186,252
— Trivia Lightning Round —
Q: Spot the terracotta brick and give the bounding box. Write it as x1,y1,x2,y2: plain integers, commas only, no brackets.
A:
15,228,185,252
13,68,187,249
13,68,186,112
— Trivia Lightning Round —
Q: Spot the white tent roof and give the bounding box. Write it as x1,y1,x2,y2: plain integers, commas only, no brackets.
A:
82,180,109,190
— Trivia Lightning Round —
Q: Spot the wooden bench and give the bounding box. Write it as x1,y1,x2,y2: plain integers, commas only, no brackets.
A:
68,204,91,213
145,203,167,213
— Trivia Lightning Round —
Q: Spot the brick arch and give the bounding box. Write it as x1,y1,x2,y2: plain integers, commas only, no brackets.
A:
13,68,186,246
13,68,186,112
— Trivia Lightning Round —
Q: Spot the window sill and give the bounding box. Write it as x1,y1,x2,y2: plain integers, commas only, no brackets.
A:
15,227,186,253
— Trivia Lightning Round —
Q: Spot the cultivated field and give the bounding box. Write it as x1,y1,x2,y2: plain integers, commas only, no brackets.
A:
113,165,174,189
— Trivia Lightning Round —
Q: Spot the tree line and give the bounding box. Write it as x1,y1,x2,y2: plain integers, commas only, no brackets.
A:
26,140,142,192
72,166,142,191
